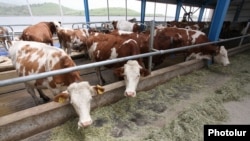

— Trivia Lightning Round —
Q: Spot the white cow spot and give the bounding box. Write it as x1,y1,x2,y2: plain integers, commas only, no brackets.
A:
118,30,133,35
191,31,205,44
109,48,118,59
214,46,230,66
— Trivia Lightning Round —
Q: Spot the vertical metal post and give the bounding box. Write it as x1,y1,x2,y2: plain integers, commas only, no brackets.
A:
153,0,156,21
148,20,155,73
107,0,110,21
26,0,33,17
140,0,146,31
83,0,90,23
233,0,244,22
125,0,127,20
198,5,205,21
175,0,182,21
208,0,230,41
164,4,168,22
239,21,250,46
58,0,64,22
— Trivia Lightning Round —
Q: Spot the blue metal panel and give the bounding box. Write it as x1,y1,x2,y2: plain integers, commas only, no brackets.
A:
175,0,182,21
140,0,146,24
208,0,230,41
83,0,90,23
198,5,205,21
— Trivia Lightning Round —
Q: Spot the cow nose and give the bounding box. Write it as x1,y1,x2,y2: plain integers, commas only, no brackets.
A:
124,91,136,97
223,62,230,66
80,120,92,128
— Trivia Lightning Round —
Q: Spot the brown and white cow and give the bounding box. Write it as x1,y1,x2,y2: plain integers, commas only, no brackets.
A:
167,21,210,31
20,21,61,46
112,20,141,32
86,33,149,97
56,27,90,55
8,40,104,128
153,27,230,66
0,26,11,50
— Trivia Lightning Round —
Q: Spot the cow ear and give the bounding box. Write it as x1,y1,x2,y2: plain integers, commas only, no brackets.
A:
92,85,105,95
113,67,124,78
140,68,150,77
54,92,70,103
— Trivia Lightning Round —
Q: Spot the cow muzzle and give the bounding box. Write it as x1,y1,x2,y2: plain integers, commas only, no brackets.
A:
78,120,92,129
124,91,136,97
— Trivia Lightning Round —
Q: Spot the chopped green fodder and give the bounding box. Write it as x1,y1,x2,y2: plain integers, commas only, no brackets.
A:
144,96,227,141
49,49,250,141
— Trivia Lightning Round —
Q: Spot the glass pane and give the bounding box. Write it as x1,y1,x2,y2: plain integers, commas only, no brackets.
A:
0,0,30,16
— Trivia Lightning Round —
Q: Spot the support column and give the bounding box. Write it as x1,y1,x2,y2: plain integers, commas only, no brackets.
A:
83,0,90,23
198,5,205,21
140,0,146,24
208,0,230,41
175,0,182,21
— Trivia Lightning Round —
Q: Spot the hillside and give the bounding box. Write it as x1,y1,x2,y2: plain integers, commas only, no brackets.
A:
0,2,152,16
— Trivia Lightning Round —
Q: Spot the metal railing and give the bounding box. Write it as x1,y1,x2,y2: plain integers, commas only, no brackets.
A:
0,33,249,87
0,21,250,87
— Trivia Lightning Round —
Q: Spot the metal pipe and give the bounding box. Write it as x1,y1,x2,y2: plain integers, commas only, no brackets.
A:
26,0,33,17
1,34,249,87
239,21,250,46
125,0,127,20
164,3,168,22
148,20,155,72
107,0,110,21
58,0,64,17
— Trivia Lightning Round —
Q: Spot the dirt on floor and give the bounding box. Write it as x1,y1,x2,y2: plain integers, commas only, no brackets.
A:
22,49,250,141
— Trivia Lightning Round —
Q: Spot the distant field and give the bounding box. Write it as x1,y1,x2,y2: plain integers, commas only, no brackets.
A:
0,2,164,17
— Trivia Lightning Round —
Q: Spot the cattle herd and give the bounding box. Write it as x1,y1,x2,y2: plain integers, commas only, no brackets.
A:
1,19,243,128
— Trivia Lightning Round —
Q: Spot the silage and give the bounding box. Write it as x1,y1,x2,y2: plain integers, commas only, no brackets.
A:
49,49,250,141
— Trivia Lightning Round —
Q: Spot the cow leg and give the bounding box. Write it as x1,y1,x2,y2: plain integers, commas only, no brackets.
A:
36,89,50,102
26,86,40,105
95,67,106,85
50,39,54,46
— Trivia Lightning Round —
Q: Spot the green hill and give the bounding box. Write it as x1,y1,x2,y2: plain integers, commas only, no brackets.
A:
0,2,83,16
0,2,163,16
89,7,140,16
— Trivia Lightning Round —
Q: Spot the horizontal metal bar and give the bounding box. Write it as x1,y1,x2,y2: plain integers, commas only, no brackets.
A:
151,49,159,52
0,34,249,87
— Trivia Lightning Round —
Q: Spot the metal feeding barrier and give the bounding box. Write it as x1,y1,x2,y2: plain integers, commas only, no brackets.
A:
0,21,250,88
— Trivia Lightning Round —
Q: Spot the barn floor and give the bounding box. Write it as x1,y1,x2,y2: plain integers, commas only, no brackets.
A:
20,48,250,141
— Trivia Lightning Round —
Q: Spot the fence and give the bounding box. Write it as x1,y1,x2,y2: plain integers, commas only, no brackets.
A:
0,21,250,87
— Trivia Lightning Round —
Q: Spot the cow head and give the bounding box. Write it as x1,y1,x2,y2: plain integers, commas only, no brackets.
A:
114,60,150,97
50,21,61,34
112,21,118,29
214,46,230,66
54,81,104,129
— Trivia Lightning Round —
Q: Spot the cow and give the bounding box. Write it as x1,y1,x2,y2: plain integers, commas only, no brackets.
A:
7,40,104,128
20,21,61,46
167,21,210,32
0,26,11,50
56,27,90,55
152,27,230,67
86,33,149,97
112,20,141,32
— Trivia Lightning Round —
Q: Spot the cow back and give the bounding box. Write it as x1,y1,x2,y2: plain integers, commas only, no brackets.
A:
9,41,81,90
